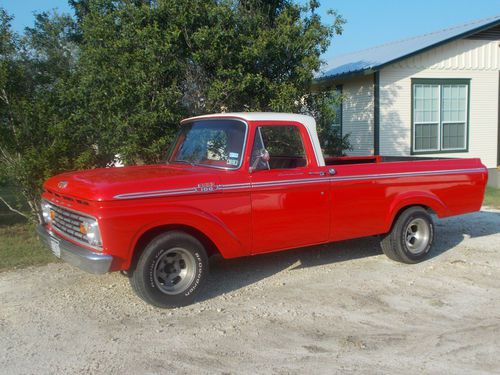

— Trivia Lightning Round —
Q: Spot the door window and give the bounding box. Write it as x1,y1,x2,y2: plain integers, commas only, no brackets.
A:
250,125,307,171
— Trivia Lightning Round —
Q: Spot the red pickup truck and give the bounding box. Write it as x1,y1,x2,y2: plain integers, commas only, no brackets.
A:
37,113,488,307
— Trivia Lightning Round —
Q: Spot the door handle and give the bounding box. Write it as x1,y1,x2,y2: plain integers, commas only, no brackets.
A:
308,171,326,176
328,168,337,176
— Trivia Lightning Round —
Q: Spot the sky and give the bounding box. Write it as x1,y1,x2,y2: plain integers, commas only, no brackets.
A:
1,0,499,62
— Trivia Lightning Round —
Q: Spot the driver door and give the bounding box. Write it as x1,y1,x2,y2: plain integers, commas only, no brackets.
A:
249,124,330,254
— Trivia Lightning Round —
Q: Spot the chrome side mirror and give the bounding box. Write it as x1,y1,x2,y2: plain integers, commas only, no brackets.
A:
249,149,270,173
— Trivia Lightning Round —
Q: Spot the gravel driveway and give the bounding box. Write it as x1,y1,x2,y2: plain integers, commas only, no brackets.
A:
1,209,500,374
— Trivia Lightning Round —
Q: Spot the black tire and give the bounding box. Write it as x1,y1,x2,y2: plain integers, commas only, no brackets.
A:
380,206,434,264
129,231,208,308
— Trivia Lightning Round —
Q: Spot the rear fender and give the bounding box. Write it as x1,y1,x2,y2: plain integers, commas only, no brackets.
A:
384,191,449,233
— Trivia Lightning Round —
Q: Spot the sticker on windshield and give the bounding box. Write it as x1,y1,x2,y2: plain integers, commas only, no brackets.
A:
229,152,239,158
227,159,238,166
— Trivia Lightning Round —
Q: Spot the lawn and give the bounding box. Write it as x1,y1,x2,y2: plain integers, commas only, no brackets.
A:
0,186,56,271
483,186,500,209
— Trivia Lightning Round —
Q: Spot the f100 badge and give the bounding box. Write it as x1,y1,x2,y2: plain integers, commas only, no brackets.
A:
196,182,220,193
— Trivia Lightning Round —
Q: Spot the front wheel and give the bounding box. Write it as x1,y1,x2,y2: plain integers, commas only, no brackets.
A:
380,206,434,264
129,231,208,308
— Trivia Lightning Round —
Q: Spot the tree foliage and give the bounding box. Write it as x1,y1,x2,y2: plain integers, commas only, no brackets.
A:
0,0,346,221
0,10,85,220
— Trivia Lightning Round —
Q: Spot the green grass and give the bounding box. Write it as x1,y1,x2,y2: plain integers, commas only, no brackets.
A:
484,186,500,209
0,186,56,271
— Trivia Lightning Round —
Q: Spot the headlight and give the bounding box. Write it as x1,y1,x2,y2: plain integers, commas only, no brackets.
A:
79,218,102,248
41,201,52,224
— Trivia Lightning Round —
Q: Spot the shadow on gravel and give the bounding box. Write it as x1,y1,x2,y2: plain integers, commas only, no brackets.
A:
429,210,500,260
201,236,381,303
199,210,500,303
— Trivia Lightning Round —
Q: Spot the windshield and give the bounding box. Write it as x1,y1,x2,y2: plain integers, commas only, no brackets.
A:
169,119,247,169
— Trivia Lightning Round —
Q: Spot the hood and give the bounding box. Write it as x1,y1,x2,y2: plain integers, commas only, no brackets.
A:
43,164,222,201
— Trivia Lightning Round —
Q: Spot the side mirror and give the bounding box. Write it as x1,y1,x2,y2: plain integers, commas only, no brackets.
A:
261,149,270,162
249,149,270,173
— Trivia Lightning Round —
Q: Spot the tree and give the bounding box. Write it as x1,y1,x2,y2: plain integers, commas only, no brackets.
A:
70,0,186,165
303,90,351,156
0,1,346,221
0,10,87,221
71,0,345,164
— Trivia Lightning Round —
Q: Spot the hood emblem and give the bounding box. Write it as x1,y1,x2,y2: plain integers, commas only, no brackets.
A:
58,181,68,189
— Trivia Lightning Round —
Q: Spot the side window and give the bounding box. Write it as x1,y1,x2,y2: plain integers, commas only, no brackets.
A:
250,125,307,171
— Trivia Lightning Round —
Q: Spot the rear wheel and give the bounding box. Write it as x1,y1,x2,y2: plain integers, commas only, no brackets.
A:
380,206,434,264
129,231,208,308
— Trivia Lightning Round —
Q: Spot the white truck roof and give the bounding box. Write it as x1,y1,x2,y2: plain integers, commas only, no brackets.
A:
182,112,325,167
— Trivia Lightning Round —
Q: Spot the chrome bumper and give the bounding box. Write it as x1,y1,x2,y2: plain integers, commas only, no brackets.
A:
36,225,113,274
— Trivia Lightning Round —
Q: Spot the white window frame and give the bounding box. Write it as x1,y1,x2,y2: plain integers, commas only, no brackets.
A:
412,79,469,154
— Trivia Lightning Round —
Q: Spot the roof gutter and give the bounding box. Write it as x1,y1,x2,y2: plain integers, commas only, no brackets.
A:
311,68,377,91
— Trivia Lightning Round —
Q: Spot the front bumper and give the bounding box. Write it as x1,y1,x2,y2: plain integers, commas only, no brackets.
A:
36,225,113,274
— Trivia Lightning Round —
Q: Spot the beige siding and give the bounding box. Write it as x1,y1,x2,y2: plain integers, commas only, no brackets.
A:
342,75,374,155
380,38,499,168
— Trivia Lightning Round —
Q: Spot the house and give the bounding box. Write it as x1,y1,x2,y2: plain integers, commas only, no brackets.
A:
314,15,500,187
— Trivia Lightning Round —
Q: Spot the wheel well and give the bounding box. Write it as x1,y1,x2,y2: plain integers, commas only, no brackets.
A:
390,204,435,231
129,224,220,272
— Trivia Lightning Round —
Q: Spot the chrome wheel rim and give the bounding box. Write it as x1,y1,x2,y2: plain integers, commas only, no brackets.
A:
153,248,196,295
405,218,430,255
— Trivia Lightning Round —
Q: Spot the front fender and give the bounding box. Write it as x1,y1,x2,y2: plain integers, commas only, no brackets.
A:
127,205,249,261
99,202,250,270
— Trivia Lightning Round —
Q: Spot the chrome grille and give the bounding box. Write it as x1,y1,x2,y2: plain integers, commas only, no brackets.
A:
47,202,95,247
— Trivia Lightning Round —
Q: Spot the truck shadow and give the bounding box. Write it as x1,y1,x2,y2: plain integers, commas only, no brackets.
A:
429,210,500,259
199,210,500,303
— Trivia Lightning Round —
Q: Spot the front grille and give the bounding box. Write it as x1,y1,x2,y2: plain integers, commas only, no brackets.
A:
47,202,97,248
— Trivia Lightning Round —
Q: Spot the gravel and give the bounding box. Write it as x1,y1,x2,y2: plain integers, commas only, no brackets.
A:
1,209,500,374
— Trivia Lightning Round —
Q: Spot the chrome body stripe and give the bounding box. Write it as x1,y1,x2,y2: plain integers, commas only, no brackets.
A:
113,167,485,200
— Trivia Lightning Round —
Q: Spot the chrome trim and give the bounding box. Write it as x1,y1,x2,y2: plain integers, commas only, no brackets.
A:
42,199,103,251
112,167,485,200
114,187,197,200
49,225,103,252
170,118,249,171
36,225,112,274
42,198,98,221
327,167,484,183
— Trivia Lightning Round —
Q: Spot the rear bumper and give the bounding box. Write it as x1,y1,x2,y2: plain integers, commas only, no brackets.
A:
36,225,113,274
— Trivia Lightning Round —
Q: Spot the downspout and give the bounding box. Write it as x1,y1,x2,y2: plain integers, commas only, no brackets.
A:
374,71,380,156
498,70,500,167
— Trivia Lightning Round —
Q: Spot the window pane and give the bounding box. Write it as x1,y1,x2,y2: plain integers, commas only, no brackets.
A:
442,84,466,123
415,123,438,151
442,123,465,149
171,120,246,168
413,81,468,153
250,127,269,171
258,126,306,169
331,87,342,136
414,84,439,124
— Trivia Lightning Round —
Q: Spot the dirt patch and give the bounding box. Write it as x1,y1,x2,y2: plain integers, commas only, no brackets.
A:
1,209,500,374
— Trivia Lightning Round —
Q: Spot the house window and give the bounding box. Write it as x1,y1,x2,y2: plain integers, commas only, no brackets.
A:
332,85,343,136
412,79,469,153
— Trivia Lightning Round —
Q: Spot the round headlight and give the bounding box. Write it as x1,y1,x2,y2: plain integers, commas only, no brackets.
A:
41,201,52,224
